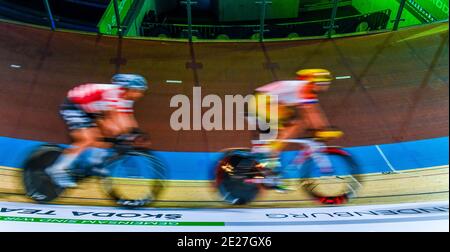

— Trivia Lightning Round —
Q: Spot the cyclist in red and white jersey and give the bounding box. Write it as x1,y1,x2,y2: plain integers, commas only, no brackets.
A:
46,74,148,188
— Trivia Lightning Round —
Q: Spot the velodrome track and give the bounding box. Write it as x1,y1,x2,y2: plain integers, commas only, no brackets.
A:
0,165,448,208
0,20,448,231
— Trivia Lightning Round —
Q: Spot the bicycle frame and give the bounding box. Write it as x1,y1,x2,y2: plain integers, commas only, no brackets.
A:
252,138,334,177
217,138,361,205
75,144,137,178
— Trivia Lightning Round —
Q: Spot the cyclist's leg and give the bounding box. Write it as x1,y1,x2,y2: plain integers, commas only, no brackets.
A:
96,117,122,138
272,105,310,152
300,104,335,172
46,100,103,187
69,127,111,171
256,107,306,191
300,103,330,131
98,111,138,137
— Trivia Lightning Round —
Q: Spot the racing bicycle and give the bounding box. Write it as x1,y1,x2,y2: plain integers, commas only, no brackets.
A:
215,137,362,205
22,132,167,207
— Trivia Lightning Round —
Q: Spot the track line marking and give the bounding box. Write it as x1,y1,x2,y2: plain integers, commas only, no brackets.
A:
166,80,183,84
335,76,352,80
375,145,398,173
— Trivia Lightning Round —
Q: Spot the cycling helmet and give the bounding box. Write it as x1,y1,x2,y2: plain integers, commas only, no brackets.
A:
296,69,333,85
111,74,148,91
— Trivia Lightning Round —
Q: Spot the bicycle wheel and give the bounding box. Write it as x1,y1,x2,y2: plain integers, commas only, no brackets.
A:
215,149,263,205
22,144,65,203
300,147,362,204
102,151,167,207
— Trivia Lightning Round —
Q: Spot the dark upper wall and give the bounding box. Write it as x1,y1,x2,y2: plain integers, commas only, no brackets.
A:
0,21,448,151
0,0,105,31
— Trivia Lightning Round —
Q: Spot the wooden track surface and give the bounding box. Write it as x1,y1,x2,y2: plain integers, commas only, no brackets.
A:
0,22,448,151
0,166,447,208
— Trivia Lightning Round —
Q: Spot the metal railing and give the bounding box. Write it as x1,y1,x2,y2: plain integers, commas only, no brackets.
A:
140,9,392,40
0,0,448,41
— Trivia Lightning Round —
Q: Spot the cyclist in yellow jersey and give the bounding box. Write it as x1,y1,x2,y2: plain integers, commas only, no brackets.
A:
251,69,343,190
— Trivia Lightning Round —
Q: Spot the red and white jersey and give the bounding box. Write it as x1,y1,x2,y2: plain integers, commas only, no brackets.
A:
255,80,318,105
67,83,134,114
